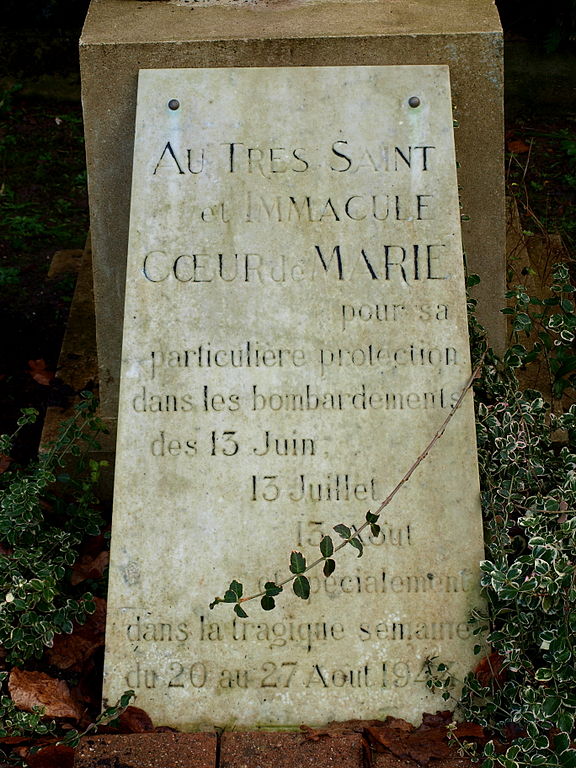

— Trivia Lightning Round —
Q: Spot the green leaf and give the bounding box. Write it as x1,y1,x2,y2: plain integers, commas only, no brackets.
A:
534,667,553,681
467,274,481,287
370,524,381,537
557,712,574,733
261,595,276,611
560,748,576,768
264,582,282,597
229,580,243,599
234,604,248,619
542,696,562,716
320,536,334,558
119,691,135,708
293,574,310,600
555,733,571,753
349,538,364,557
514,312,532,332
289,551,306,574
323,559,336,577
365,512,380,524
223,590,238,604
334,524,351,540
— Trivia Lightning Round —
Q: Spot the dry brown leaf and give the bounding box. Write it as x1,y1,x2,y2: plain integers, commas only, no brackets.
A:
0,541,13,556
0,735,33,745
24,743,75,768
46,597,106,671
8,668,82,721
507,138,531,154
453,722,486,741
367,724,451,764
365,712,485,766
0,454,12,474
301,720,381,741
117,705,155,733
382,715,415,731
71,550,109,586
27,359,55,387
475,652,507,687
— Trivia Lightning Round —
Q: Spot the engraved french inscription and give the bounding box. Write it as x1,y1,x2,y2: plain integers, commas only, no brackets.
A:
104,66,484,729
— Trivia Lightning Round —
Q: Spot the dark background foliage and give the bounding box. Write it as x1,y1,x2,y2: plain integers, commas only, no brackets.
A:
0,0,575,81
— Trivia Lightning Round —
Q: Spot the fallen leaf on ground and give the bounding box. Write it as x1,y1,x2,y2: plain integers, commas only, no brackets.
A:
301,720,382,741
379,716,414,731
71,550,109,586
27,359,54,387
475,652,507,687
0,454,12,474
47,597,106,671
366,713,486,766
0,735,33,746
8,669,83,721
117,705,155,733
24,743,75,768
421,711,452,727
503,723,526,742
367,723,451,764
507,138,531,154
453,722,486,741
0,541,13,556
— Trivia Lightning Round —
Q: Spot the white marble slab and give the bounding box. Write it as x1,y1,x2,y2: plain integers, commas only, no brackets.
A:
103,65,484,728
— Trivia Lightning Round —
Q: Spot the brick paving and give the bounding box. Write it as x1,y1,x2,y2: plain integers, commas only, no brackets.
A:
74,728,475,768
74,732,217,768
221,730,364,768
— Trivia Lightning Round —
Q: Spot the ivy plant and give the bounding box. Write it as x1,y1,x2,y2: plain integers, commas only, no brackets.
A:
0,395,106,665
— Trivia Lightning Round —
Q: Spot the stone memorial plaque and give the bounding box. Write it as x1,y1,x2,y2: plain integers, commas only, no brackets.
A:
104,66,484,728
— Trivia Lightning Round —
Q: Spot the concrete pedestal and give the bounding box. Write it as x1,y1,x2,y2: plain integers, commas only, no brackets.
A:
80,0,505,432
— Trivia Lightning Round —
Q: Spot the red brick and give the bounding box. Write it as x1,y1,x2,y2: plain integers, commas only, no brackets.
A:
220,731,364,768
371,751,474,768
74,732,217,768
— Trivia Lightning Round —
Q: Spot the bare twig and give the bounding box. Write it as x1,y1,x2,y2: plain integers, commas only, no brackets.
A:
237,354,486,605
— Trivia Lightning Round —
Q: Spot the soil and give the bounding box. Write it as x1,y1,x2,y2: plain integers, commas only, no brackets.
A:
505,115,576,252
0,88,88,462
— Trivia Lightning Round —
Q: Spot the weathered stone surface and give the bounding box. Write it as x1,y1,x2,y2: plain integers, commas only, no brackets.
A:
74,733,217,768
103,66,484,729
220,731,364,768
80,0,505,428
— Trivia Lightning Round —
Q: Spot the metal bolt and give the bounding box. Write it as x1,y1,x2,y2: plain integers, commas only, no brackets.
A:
408,96,421,108
168,99,180,111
